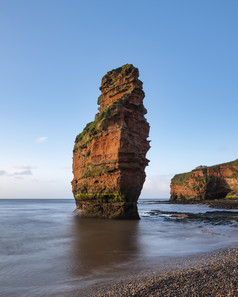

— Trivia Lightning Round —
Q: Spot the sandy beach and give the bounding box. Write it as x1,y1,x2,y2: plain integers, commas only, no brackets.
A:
75,247,238,297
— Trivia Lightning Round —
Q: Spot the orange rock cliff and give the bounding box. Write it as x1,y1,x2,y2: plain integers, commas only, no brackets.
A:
72,64,150,219
170,160,238,201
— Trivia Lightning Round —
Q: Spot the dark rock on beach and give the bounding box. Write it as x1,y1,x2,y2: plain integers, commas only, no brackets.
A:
170,198,238,209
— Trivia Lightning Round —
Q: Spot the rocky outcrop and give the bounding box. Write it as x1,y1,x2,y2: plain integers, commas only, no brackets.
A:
72,64,150,219
170,160,238,201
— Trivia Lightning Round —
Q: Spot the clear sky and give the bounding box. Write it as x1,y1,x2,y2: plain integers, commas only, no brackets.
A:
0,0,237,199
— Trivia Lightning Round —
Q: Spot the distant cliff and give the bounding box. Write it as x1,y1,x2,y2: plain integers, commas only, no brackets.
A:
72,64,150,219
170,160,238,201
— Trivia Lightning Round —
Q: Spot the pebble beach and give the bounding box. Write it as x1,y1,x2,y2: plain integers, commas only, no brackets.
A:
77,247,238,297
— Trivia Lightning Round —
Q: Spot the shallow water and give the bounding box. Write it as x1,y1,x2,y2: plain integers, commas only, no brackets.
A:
0,199,237,297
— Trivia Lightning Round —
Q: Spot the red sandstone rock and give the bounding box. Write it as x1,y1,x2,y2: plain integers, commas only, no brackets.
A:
170,160,238,201
72,64,150,219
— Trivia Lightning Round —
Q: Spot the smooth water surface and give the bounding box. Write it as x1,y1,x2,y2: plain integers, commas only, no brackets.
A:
0,199,238,296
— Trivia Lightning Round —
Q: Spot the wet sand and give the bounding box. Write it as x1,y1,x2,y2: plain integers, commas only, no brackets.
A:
72,247,238,297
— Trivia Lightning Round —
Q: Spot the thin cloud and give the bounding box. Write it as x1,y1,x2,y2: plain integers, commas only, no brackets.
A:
8,165,34,170
141,174,173,198
35,137,47,143
9,176,24,180
0,168,33,179
14,169,32,176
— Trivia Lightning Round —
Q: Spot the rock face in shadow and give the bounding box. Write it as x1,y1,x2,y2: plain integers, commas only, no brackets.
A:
170,159,238,201
72,64,150,219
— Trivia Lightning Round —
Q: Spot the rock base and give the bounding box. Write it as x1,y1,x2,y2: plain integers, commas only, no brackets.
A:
75,201,140,219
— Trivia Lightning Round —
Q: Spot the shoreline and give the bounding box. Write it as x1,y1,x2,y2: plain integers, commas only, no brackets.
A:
57,246,238,296
64,201,238,296
168,199,238,209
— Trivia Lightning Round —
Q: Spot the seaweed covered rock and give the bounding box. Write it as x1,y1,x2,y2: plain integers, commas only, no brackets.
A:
170,159,238,201
72,64,150,219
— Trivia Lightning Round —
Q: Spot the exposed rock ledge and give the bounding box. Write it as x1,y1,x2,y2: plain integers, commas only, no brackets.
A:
72,64,150,219
170,159,238,201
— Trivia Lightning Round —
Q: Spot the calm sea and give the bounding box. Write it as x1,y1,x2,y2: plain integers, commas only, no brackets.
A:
0,199,238,296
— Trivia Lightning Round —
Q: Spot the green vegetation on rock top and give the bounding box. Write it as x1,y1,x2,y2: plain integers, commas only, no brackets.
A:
192,159,238,171
100,64,136,88
110,64,134,75
171,172,191,185
193,165,207,171
171,159,238,186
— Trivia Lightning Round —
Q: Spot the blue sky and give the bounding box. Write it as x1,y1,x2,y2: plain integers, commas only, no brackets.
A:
0,0,237,198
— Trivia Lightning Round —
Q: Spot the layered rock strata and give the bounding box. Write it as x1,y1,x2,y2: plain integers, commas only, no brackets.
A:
170,159,238,201
72,64,150,219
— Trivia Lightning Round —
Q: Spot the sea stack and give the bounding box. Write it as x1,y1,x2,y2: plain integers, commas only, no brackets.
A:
72,64,150,219
170,159,238,201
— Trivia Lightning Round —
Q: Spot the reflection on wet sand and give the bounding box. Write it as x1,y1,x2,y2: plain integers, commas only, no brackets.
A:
71,216,140,277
